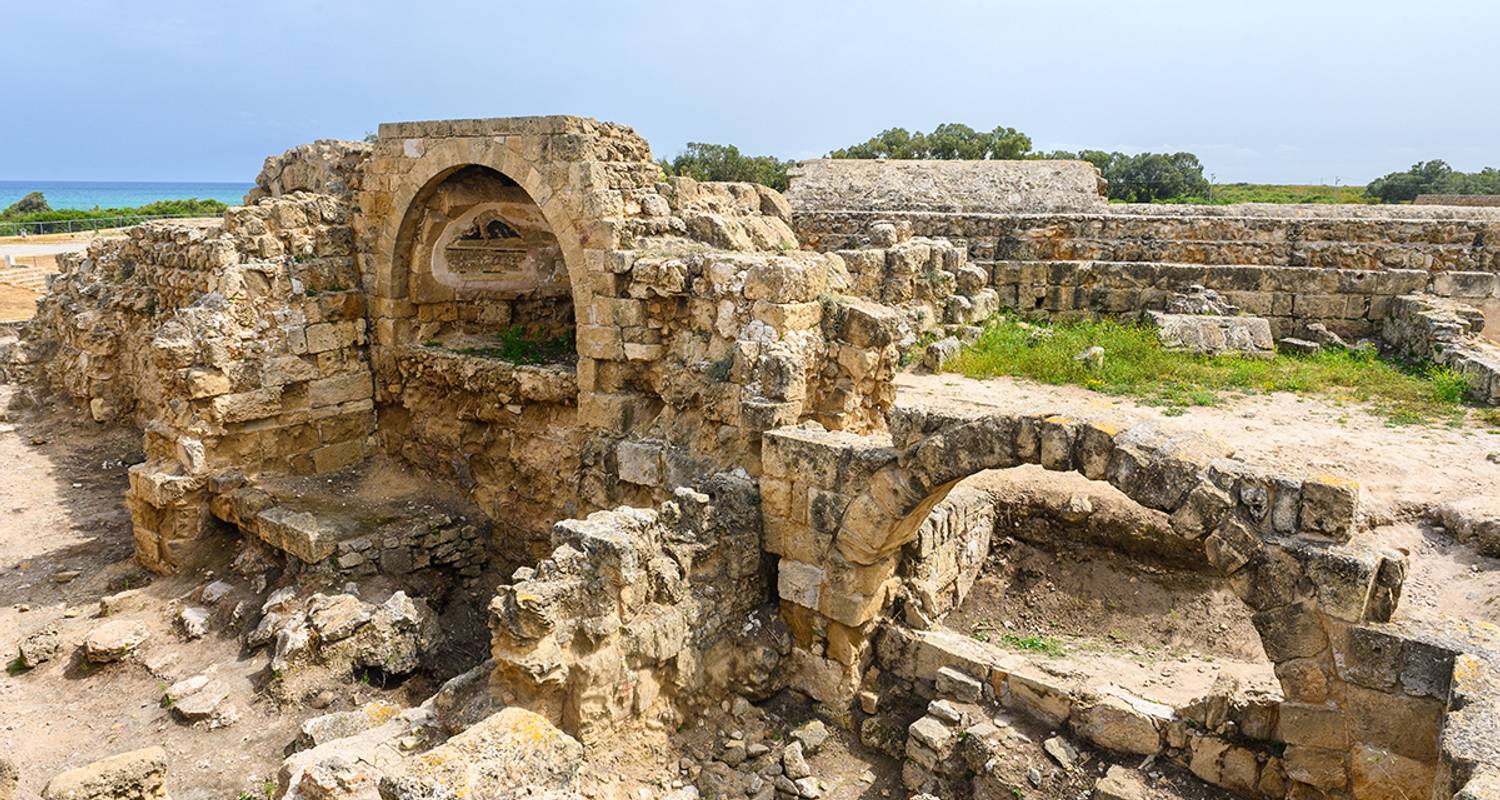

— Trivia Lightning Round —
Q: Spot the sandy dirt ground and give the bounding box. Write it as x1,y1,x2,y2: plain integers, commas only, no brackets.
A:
0,285,38,321
0,389,419,800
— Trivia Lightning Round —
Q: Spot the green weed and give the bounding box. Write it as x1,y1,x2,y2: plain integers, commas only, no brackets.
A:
456,326,576,366
942,315,1482,426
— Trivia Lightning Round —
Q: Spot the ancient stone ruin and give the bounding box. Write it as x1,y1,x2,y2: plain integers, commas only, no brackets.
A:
5,115,1500,800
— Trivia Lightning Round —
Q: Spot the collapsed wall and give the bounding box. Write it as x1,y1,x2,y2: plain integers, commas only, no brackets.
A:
19,191,375,571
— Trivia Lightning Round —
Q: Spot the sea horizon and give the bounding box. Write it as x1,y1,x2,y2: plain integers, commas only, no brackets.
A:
0,179,253,211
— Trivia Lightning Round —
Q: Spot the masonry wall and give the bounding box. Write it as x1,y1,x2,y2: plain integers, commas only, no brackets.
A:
793,201,1500,339
24,194,376,572
354,118,903,547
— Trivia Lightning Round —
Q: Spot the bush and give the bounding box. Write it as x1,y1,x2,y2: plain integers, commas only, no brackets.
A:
1366,160,1500,203
1198,184,1374,205
2,191,49,216
829,123,1032,161
660,143,793,191
1041,150,1210,203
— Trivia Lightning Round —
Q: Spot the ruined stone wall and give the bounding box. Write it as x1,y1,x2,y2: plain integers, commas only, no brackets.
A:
245,139,372,204
355,118,901,552
1383,293,1500,403
488,472,785,743
792,191,1500,339
23,193,376,572
787,159,1108,215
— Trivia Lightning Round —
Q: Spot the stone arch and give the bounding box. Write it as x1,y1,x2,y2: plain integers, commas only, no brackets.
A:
370,139,603,343
776,408,1434,797
835,409,1384,628
354,117,662,399
388,163,577,344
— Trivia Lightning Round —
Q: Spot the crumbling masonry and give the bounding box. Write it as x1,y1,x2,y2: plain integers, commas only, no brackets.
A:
16,116,1500,800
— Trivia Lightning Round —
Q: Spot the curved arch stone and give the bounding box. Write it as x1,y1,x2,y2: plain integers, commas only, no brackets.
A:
763,404,1383,740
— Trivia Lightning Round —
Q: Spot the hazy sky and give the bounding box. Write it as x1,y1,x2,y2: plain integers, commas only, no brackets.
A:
4,0,1495,184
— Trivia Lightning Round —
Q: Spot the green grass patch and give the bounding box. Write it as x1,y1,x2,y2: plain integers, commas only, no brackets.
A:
1135,183,1376,205
455,326,576,366
942,315,1480,426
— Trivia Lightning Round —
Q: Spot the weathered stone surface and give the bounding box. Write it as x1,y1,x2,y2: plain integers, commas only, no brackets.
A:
1147,311,1274,356
17,624,61,668
83,620,150,663
1073,694,1163,756
379,708,583,800
787,159,1107,215
1093,765,1148,800
43,747,168,800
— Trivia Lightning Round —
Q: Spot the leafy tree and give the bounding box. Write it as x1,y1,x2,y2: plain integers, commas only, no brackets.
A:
829,123,1032,161
660,143,793,191
1366,160,1500,203
1041,150,1209,202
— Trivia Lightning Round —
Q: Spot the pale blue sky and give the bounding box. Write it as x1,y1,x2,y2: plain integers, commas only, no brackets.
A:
4,0,1495,184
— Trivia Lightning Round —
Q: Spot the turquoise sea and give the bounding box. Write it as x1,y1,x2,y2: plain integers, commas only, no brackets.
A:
0,180,252,211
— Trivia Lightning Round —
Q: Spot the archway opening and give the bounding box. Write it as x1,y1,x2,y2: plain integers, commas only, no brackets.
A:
395,164,575,363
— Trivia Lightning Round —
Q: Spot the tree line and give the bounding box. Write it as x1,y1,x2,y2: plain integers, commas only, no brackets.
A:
660,123,1495,204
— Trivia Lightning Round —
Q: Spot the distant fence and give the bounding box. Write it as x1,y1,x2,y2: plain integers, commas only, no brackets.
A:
0,212,215,237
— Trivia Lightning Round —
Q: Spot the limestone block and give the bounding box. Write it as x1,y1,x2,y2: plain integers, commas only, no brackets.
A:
934,666,983,703
1251,601,1328,663
616,439,662,486
381,708,582,798
831,299,902,348
83,620,150,663
306,372,373,408
1350,744,1437,800
211,387,283,424
184,367,231,398
255,506,341,563
1039,416,1077,471
1299,475,1359,540
1003,666,1074,726
1276,702,1348,748
922,337,961,371
1147,311,1274,356
42,747,168,800
1169,482,1233,540
777,560,824,609
1203,518,1261,575
1094,765,1150,800
1282,745,1348,790
752,300,823,332
1342,683,1443,762
1073,694,1164,756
